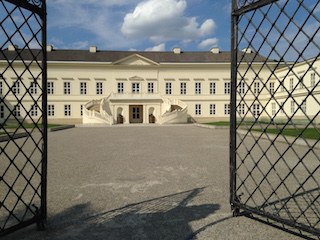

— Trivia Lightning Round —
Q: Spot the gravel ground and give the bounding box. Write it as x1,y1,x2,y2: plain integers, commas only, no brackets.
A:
2,125,307,240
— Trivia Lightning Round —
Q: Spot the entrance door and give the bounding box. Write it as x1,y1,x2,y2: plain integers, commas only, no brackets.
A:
129,105,143,123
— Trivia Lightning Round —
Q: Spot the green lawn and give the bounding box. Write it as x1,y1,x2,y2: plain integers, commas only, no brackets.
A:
205,121,230,126
252,128,320,140
4,123,61,129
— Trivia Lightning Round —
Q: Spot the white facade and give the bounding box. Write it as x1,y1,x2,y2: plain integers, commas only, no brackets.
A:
0,47,319,125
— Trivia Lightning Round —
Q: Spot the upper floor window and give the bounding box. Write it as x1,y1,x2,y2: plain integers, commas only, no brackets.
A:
96,82,103,95
148,82,154,93
195,104,201,115
253,82,260,94
47,82,54,95
269,82,275,94
224,82,230,94
30,81,37,95
132,83,140,93
180,82,186,95
166,82,172,95
12,80,20,94
195,82,201,95
311,72,316,87
289,78,294,91
117,82,124,93
64,82,71,95
80,82,87,95
210,82,216,95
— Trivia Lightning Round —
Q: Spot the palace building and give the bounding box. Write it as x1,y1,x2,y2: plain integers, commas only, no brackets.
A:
0,45,319,125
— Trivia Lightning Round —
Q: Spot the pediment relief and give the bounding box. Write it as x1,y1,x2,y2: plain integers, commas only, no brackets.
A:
113,54,159,66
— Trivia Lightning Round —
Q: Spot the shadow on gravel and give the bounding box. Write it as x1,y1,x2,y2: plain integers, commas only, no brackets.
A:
3,187,220,240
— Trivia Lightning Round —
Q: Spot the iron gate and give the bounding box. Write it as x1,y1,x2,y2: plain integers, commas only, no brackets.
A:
231,0,320,239
0,0,47,236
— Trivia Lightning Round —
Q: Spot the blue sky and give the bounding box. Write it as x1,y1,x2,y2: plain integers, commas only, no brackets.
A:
47,0,231,52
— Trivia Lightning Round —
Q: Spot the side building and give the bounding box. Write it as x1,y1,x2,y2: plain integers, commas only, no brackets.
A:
0,46,319,125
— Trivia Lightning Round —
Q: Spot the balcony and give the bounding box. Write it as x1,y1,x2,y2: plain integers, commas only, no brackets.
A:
109,92,162,101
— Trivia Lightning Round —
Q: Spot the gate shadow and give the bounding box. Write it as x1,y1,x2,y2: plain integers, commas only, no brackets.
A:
2,187,220,240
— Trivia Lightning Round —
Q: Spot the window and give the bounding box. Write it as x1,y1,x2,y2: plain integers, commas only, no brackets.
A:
224,104,230,115
47,81,54,94
0,105,4,118
30,104,38,117
301,100,307,113
195,104,201,115
281,82,285,92
239,103,245,115
30,81,37,94
195,82,201,95
48,104,55,116
180,82,186,95
253,82,260,94
271,102,276,116
224,82,230,94
64,82,71,95
210,104,216,115
210,82,216,95
117,82,124,93
64,104,71,116
132,83,140,93
252,104,260,118
80,105,83,116
80,82,87,95
289,78,294,91
0,81,3,95
311,73,316,87
290,100,295,114
239,82,245,95
280,102,284,113
12,81,20,94
13,104,21,117
166,82,172,95
96,82,103,95
269,82,275,94
148,82,154,93
299,76,304,89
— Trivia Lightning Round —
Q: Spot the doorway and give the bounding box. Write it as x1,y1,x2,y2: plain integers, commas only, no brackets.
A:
129,105,143,123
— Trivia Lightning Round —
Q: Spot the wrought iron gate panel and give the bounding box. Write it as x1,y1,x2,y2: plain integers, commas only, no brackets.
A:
231,0,320,238
0,0,47,236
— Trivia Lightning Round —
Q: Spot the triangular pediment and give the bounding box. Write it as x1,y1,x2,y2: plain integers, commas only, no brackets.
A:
112,54,159,66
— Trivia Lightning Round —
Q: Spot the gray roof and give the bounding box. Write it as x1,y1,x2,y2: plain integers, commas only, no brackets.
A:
0,48,272,64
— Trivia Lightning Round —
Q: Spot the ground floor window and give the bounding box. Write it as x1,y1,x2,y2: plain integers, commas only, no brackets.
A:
64,104,71,116
301,100,307,113
48,104,55,116
210,104,216,115
290,100,295,114
30,104,38,117
238,103,245,115
195,104,201,115
13,104,21,117
81,105,83,116
0,105,4,118
252,103,260,119
224,104,230,115
271,102,276,116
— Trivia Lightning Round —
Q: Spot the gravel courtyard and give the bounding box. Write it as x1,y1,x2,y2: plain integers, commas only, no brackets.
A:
3,125,305,240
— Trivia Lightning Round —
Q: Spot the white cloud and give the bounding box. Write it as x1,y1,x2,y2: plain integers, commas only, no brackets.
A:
121,0,216,43
145,43,166,51
198,38,219,49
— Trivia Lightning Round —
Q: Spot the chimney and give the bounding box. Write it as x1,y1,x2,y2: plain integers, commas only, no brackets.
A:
173,47,181,54
89,46,97,53
210,47,220,54
47,45,53,52
8,45,17,51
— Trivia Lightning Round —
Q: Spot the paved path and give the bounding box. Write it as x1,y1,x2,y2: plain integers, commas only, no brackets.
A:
3,126,305,240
